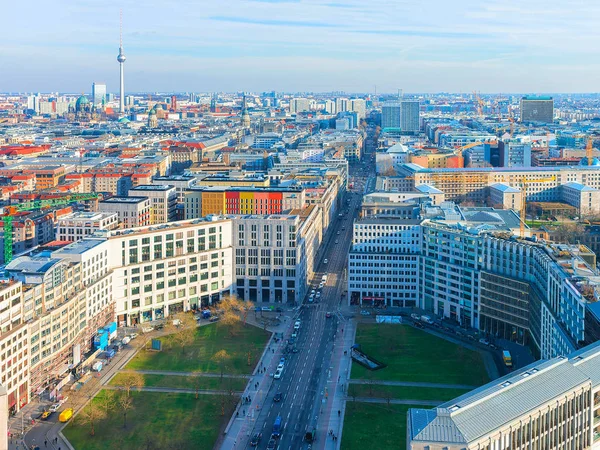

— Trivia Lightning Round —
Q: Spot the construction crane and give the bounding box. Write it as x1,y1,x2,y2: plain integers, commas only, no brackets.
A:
584,137,597,165
455,141,497,167
473,91,484,117
518,176,556,238
2,193,99,263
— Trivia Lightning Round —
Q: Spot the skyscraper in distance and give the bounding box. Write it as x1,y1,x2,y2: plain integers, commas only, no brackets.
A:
520,96,554,123
117,11,126,114
381,101,401,129
92,82,107,107
400,100,420,134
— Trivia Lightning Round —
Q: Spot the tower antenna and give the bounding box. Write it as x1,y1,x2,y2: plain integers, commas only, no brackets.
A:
120,9,123,48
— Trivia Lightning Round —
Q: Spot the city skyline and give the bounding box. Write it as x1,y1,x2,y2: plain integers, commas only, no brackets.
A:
3,0,600,93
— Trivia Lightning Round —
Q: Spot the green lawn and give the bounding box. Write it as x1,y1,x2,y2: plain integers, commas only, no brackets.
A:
109,372,248,392
341,403,418,450
64,390,236,450
347,384,470,402
125,323,269,374
351,324,489,386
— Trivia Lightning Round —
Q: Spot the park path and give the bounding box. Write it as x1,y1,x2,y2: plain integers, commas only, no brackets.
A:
120,369,249,379
350,397,442,406
348,379,477,390
103,385,244,395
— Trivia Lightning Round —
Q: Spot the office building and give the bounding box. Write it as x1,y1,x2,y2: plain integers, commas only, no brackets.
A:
408,341,600,449
349,98,366,120
129,185,177,224
98,197,151,228
92,82,107,106
289,98,310,114
335,98,349,114
56,211,119,242
520,96,554,123
400,100,420,133
382,101,401,129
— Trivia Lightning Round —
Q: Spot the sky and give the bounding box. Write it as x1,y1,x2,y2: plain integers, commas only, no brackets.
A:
2,0,600,94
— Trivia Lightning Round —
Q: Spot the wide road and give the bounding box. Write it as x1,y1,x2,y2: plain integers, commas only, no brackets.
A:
241,164,370,450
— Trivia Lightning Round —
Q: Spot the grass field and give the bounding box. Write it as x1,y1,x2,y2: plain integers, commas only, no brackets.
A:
347,384,470,402
64,390,235,450
341,403,418,450
125,323,269,374
109,372,248,392
351,324,489,386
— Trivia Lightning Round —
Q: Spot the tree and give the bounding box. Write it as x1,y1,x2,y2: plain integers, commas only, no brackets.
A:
166,312,197,354
77,397,107,436
98,390,116,415
190,371,203,400
118,393,134,428
211,349,231,380
119,372,145,397
212,295,253,336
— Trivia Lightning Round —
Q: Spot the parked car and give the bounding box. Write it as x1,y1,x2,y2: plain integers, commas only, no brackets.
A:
273,392,282,402
49,403,61,413
142,326,154,333
360,310,371,316
280,357,286,365
324,259,328,264
129,333,138,340
479,338,490,346
209,316,220,322
335,240,339,244
40,411,52,420
274,368,283,379
410,313,420,321
267,438,277,450
325,312,332,318
250,433,262,446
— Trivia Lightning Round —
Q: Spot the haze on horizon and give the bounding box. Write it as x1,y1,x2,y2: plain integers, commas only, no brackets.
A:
2,0,599,94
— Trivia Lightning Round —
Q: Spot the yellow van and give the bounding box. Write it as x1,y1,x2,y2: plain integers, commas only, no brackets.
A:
59,408,73,423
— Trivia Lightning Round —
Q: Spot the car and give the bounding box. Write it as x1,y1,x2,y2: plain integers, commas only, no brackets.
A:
308,296,314,303
273,392,282,402
325,312,332,318
319,282,324,289
267,438,277,450
360,310,371,316
40,411,52,420
155,323,164,330
342,226,345,230
335,240,339,244
141,326,154,333
292,346,299,353
280,357,286,365
288,337,296,344
316,292,321,299
277,362,285,370
410,313,420,320
129,333,138,340
311,289,316,295
274,368,283,379
479,338,490,346
250,433,262,446
209,316,220,322
49,403,61,412
324,259,328,264
337,231,340,235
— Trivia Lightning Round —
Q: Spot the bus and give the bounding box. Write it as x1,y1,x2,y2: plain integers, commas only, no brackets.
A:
502,350,513,367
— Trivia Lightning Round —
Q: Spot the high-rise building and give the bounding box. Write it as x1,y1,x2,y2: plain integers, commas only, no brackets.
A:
117,12,126,114
381,101,401,128
400,100,420,133
335,97,349,114
289,98,310,114
350,98,366,120
520,96,554,123
92,82,107,106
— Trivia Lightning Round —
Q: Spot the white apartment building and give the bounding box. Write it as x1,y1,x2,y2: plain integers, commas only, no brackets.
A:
350,98,366,120
409,341,600,450
289,98,311,114
56,211,119,242
98,196,151,228
129,185,177,224
348,218,421,307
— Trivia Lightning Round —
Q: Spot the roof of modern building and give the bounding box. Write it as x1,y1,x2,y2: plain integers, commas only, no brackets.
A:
410,340,600,444
415,184,444,195
100,196,149,204
562,181,598,192
5,256,64,274
53,238,106,256
130,184,175,191
490,183,521,193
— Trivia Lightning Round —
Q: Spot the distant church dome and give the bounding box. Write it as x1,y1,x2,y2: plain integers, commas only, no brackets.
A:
580,156,600,166
75,95,90,112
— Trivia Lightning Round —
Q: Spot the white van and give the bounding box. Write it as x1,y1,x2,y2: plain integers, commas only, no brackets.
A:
294,321,301,330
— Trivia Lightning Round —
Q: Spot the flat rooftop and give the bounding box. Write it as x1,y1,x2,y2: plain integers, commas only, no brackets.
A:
130,184,174,191
100,196,148,204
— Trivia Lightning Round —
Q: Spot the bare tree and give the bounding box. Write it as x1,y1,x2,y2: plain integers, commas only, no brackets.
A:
118,372,145,397
77,396,107,436
166,312,197,354
212,295,253,336
211,349,231,380
98,390,116,415
191,371,203,400
118,393,134,428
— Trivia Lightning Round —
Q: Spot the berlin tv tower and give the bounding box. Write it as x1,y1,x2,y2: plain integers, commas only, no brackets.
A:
117,10,126,114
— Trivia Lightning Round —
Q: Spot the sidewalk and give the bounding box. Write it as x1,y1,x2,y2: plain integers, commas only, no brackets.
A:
319,318,356,450
217,308,299,449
